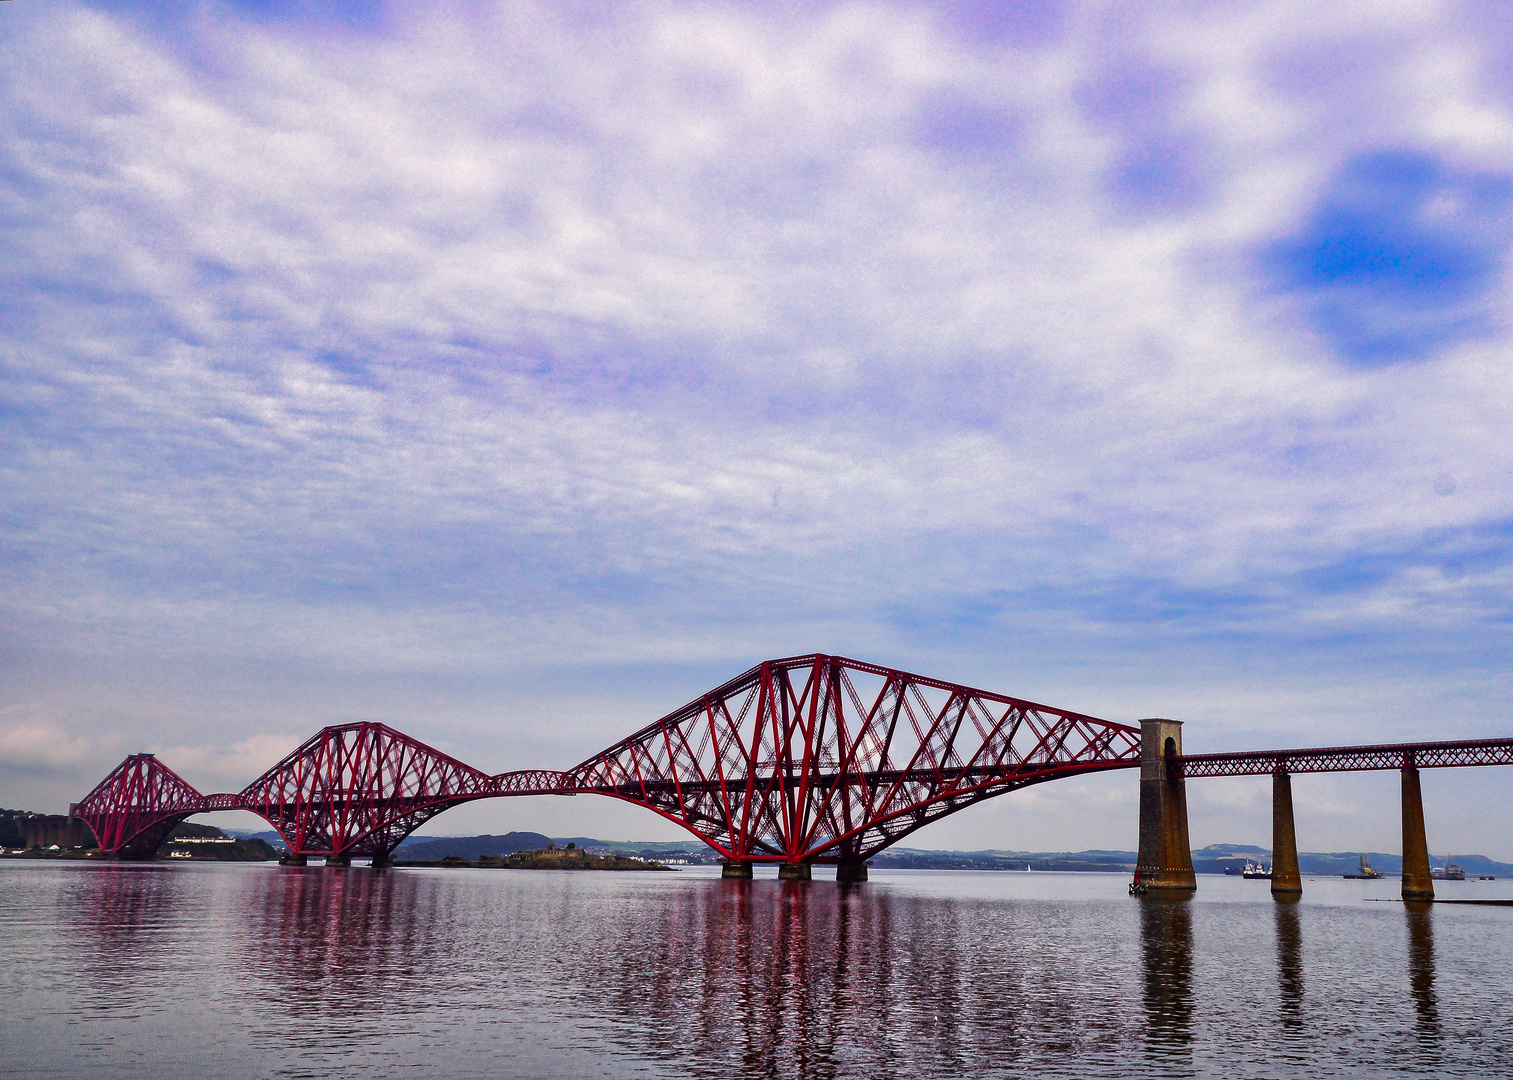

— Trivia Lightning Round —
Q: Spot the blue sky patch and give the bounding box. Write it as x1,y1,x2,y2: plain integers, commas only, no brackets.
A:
1267,150,1512,364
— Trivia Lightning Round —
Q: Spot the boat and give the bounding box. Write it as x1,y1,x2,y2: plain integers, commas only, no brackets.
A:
1344,854,1383,879
1242,860,1272,880
1431,862,1466,881
1224,864,1243,876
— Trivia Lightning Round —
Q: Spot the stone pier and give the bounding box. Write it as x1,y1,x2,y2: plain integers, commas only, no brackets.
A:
1401,765,1434,902
1134,718,1196,892
369,852,394,869
720,861,753,879
1270,771,1303,897
324,853,352,868
777,862,812,881
835,861,868,883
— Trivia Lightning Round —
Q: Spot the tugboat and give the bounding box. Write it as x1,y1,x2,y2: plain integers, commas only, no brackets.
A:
1431,862,1466,881
1242,860,1272,880
1344,854,1383,879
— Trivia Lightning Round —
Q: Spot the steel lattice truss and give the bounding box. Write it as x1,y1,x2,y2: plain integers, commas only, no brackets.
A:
238,723,500,856
1176,737,1513,778
72,655,1142,862
73,723,572,861
565,655,1143,863
71,754,206,858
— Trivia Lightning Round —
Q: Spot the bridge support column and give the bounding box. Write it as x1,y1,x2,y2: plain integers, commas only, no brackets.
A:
1134,719,1196,892
370,852,393,869
1401,765,1434,902
1271,771,1303,898
835,861,868,883
721,861,753,879
325,853,352,868
279,853,307,866
777,862,812,881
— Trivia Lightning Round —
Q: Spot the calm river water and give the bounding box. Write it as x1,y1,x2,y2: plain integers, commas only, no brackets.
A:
2,861,1510,1079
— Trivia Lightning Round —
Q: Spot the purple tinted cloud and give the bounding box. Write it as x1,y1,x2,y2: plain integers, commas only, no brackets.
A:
3,0,1513,852
931,0,1071,48
912,89,1025,167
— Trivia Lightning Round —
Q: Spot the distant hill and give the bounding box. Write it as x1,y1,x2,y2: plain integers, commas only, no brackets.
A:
394,832,555,861
1191,844,1513,877
135,821,278,860
169,822,227,840
219,829,708,860
870,848,1136,872
395,846,673,871
865,843,1513,875
214,830,1513,876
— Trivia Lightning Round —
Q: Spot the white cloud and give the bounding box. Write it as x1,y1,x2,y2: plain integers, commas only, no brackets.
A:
0,722,98,773
158,732,304,794
2,1,1512,852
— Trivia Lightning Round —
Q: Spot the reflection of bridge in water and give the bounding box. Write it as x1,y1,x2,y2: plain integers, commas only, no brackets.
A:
71,653,1513,899
57,861,1460,1075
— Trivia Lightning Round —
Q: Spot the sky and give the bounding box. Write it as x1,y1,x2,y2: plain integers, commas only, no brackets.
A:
3,0,1513,859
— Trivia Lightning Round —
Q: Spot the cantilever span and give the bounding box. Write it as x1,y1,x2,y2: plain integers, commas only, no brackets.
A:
71,654,1143,866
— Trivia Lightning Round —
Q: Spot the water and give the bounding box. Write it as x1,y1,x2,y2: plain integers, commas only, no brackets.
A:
2,862,1510,1079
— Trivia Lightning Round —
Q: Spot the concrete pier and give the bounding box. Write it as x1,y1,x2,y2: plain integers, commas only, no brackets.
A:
1401,766,1434,902
835,862,868,883
777,862,812,881
1270,771,1303,897
720,861,753,879
1134,719,1196,892
278,854,307,866
370,853,393,869
324,853,352,868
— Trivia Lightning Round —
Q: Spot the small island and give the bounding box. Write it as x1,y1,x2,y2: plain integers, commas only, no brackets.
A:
394,842,672,871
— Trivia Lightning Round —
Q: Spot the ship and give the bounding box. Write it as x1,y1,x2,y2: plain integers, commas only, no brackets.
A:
1242,860,1272,880
1431,862,1466,881
1344,854,1383,879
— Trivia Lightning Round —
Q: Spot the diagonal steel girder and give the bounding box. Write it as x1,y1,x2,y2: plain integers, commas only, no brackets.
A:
71,654,1144,860
562,655,1142,863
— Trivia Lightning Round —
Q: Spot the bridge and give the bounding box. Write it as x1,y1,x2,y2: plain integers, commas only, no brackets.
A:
73,655,1142,880
70,653,1512,897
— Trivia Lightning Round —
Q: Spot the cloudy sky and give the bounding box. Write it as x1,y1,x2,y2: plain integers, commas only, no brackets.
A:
4,0,1513,858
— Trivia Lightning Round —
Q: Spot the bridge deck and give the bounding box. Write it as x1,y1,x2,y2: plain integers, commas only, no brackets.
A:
1176,737,1513,777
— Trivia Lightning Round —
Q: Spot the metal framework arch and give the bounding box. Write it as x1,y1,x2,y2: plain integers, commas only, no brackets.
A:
71,753,206,858
71,654,1144,864
237,722,500,857
564,654,1142,864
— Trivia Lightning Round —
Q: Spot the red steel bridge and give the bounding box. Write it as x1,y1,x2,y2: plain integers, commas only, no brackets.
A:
71,653,1513,880
72,654,1142,871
